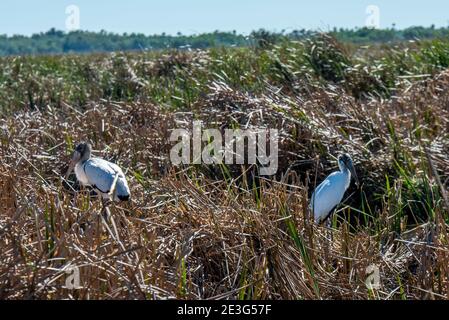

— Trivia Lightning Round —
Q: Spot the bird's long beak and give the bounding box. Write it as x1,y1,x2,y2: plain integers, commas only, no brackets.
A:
348,163,360,188
65,151,80,179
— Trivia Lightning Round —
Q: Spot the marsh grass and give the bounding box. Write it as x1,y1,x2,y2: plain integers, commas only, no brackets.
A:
0,34,448,300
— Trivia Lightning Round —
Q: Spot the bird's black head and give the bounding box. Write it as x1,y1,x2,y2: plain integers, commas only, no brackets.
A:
338,153,359,187
338,153,352,167
66,142,92,178
73,142,92,162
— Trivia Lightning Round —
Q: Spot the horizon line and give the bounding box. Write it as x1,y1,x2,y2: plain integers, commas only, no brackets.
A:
1,24,445,38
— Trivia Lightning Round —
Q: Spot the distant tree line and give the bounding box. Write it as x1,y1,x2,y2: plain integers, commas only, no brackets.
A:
1,26,449,56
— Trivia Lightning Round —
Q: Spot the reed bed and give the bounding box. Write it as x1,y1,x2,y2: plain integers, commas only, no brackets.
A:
0,35,448,300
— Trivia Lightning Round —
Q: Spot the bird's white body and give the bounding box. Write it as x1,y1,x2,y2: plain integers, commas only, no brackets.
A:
310,168,352,224
74,157,130,202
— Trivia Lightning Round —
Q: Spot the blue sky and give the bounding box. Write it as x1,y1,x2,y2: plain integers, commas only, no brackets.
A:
1,0,448,36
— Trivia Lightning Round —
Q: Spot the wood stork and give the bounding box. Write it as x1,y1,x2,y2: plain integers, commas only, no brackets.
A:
65,142,130,203
310,153,359,224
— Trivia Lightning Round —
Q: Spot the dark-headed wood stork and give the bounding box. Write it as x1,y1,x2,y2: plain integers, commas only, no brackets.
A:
310,153,359,224
66,142,130,203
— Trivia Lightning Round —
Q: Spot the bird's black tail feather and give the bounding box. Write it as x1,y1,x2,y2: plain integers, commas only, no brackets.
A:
118,195,130,201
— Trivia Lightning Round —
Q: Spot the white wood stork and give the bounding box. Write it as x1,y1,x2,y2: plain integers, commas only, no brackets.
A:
310,153,359,224
66,142,130,203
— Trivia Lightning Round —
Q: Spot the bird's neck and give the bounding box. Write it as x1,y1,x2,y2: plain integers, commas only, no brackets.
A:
341,167,351,189
79,155,91,165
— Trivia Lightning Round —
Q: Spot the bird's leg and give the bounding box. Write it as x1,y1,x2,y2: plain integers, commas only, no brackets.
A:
326,212,335,244
97,197,132,264
99,197,122,243
101,197,113,221
95,208,102,250
98,198,118,241
325,215,332,229
97,196,110,240
108,205,121,242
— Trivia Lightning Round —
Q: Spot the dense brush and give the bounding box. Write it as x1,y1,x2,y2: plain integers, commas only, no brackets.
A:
0,35,448,300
